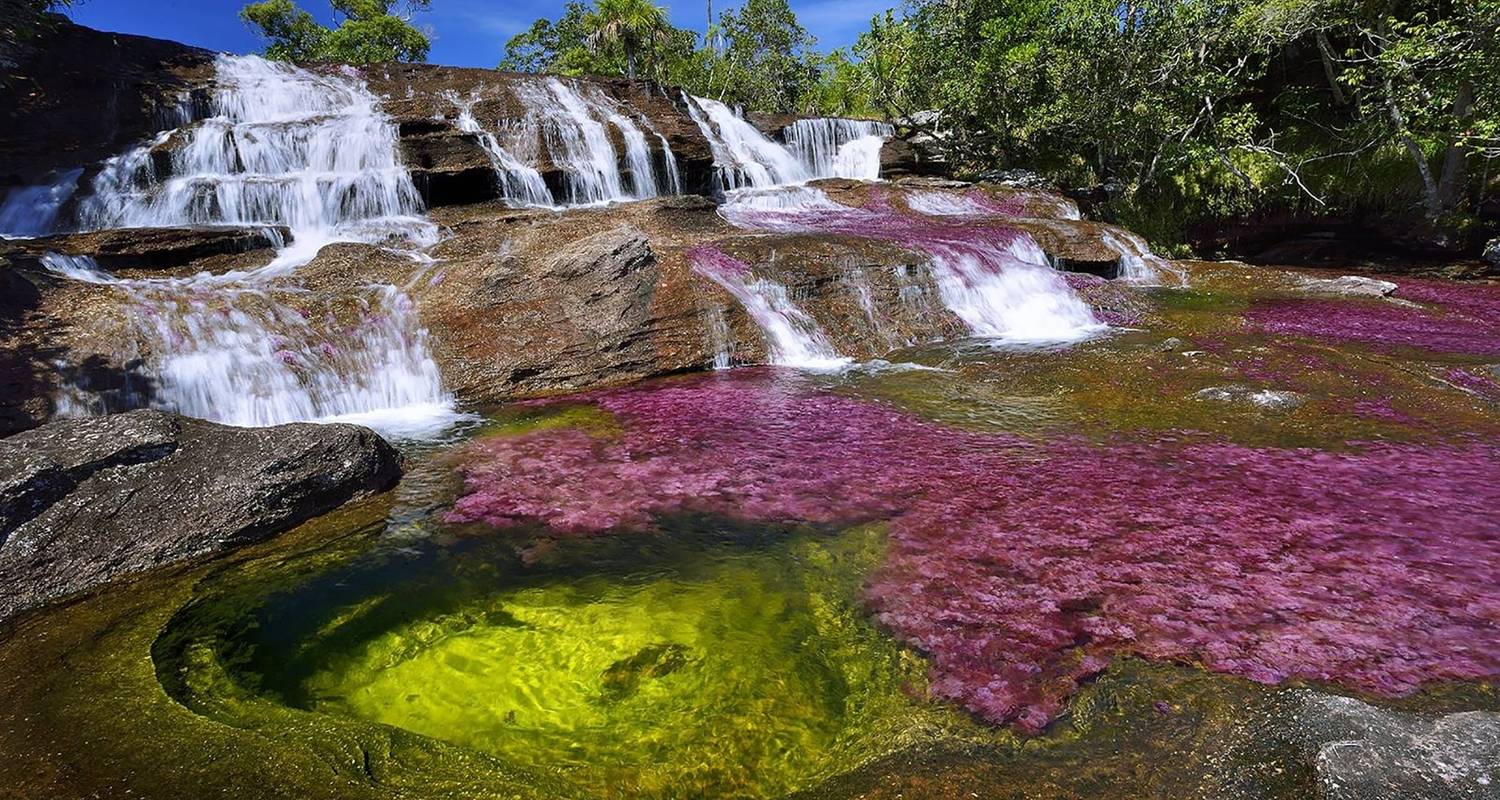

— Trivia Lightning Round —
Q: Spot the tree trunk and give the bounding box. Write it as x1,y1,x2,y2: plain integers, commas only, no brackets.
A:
1315,30,1347,105
1434,81,1475,218
1384,78,1441,220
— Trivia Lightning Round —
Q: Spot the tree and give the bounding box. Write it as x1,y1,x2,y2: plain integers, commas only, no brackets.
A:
584,0,672,79
239,0,432,63
499,1,591,72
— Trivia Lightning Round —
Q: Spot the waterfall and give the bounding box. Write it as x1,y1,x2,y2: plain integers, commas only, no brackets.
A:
683,95,809,191
688,247,850,371
719,187,1102,345
1099,229,1185,286
42,253,458,439
0,169,82,238
658,134,683,195
444,90,555,208
44,55,461,439
77,55,430,263
581,86,660,199
783,118,893,180
512,78,629,205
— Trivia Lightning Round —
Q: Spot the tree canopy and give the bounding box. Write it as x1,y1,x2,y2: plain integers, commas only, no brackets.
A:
240,0,432,63
500,0,870,116
857,0,1499,247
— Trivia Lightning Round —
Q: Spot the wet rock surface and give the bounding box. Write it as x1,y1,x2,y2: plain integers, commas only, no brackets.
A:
2,225,287,273
0,410,401,621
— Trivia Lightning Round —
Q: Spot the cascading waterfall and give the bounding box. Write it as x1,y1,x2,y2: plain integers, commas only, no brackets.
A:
783,118,894,180
683,95,809,191
719,187,1103,347
657,134,683,195
1099,229,1185,286
78,55,431,266
43,55,460,438
581,86,661,199
688,247,850,371
512,78,631,205
444,90,555,208
43,252,457,439
0,169,82,238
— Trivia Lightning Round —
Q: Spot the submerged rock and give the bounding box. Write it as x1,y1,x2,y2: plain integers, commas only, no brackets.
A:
0,410,401,621
1193,385,1305,411
1298,274,1399,298
1219,690,1500,800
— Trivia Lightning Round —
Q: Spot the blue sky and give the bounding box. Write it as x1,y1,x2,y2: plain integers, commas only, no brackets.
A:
66,0,894,68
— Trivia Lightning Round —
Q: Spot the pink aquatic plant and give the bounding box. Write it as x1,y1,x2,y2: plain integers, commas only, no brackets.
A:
446,371,1500,732
1247,280,1500,356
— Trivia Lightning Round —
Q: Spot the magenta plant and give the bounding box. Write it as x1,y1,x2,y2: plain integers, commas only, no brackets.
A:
446,372,1500,732
1248,280,1500,356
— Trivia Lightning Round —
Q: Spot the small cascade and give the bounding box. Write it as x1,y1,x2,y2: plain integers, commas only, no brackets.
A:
445,90,555,208
783,118,893,180
657,134,683,195
512,78,628,205
720,187,1103,345
1099,229,1185,286
581,87,660,199
683,95,809,191
42,253,458,439
0,169,82,238
77,55,429,259
688,247,850,371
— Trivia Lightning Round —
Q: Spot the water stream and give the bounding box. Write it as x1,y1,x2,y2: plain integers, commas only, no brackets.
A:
35,55,460,438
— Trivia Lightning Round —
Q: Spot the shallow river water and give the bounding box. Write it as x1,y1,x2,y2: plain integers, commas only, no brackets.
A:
1,260,1497,799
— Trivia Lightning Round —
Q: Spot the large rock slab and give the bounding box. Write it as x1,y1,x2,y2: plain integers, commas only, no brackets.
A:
0,410,402,621
2,225,287,273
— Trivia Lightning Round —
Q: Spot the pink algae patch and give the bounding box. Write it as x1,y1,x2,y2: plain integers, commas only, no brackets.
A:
445,372,1500,732
1247,279,1500,356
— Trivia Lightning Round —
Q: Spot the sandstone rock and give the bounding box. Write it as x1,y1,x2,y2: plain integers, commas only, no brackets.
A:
0,21,212,189
2,225,287,273
1193,385,1304,411
0,410,402,621
880,137,947,178
1298,274,1399,298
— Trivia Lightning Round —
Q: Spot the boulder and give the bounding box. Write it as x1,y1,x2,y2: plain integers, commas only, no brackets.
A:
1484,237,1499,271
1297,274,1398,298
0,410,402,621
880,137,947,178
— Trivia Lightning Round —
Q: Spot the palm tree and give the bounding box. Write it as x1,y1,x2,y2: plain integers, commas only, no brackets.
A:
584,0,670,79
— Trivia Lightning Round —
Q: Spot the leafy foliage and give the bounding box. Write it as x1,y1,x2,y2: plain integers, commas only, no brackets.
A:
858,0,1500,248
239,0,431,63
501,0,868,115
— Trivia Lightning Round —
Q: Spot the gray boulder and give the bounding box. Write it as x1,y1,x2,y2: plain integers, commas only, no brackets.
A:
0,410,402,621
1484,238,1499,272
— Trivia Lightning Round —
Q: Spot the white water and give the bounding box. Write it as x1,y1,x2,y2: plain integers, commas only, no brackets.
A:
0,169,82,238
445,90,555,208
783,118,893,180
582,86,660,199
719,186,1103,347
906,191,998,217
78,55,431,263
688,249,850,371
684,95,810,191
512,79,630,205
45,55,461,439
1100,228,1186,286
43,253,461,439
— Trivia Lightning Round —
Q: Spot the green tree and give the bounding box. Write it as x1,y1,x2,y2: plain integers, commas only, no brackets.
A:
584,0,672,79
499,1,591,72
239,0,432,63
